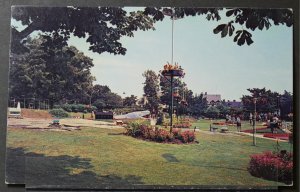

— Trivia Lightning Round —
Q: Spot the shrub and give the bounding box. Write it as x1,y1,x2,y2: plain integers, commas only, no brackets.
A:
49,108,69,118
180,130,195,143
53,104,96,113
124,121,143,137
156,129,170,142
125,124,196,144
61,104,73,112
248,151,293,184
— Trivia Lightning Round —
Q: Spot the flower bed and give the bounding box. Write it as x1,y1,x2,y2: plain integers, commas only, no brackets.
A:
248,151,293,184
173,123,191,128
242,127,269,133
212,122,226,125
125,123,196,144
263,133,291,140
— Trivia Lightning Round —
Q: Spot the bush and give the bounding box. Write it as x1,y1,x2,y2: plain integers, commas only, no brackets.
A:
248,151,293,184
49,108,69,118
125,123,196,144
61,104,73,112
54,104,96,113
180,130,195,143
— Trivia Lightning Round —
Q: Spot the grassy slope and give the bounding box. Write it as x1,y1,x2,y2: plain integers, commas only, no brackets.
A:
7,121,291,187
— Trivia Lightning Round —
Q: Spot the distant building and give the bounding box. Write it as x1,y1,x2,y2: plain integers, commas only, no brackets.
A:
202,92,221,105
226,100,243,108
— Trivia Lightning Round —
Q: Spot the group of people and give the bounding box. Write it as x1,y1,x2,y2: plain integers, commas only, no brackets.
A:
225,114,242,132
249,112,281,133
225,112,282,133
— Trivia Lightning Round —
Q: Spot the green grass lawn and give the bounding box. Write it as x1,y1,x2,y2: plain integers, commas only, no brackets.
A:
191,119,270,132
6,120,292,188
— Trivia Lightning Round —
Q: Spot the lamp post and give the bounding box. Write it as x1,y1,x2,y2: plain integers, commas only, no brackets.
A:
277,95,281,118
253,97,257,146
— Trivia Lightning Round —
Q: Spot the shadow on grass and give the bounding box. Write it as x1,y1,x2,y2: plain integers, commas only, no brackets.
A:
195,164,248,172
6,147,144,188
107,132,124,136
162,153,180,163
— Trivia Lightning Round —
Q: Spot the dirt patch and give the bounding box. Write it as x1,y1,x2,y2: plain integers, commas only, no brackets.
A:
21,109,52,119
8,117,124,132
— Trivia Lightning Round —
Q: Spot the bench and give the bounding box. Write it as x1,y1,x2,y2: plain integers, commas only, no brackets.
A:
210,124,219,132
220,127,229,133
210,124,228,133
116,120,123,125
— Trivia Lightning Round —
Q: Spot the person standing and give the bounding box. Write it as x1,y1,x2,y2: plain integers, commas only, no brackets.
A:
272,114,279,133
236,116,242,132
249,113,253,125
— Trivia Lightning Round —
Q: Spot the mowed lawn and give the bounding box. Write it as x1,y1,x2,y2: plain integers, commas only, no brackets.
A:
6,120,291,188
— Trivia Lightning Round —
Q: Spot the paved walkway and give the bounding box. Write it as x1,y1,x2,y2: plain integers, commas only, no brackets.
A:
232,131,289,142
197,128,289,142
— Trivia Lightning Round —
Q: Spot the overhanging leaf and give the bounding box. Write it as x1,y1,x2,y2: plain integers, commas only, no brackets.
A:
213,24,226,34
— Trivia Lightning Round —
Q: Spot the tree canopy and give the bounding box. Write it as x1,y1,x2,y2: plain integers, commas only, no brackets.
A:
142,70,160,115
11,7,293,55
11,7,155,54
241,88,280,113
143,7,293,46
123,95,138,107
91,84,123,110
9,35,95,108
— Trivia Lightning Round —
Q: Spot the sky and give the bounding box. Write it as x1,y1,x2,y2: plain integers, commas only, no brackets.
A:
12,7,293,101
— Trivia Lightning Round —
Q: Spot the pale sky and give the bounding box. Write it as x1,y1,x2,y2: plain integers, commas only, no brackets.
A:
12,7,293,101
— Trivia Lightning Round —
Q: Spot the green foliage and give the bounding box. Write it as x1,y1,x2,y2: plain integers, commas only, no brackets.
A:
54,104,97,113
187,93,208,117
156,112,165,125
91,84,123,110
125,122,196,144
241,88,280,113
11,7,292,56
124,120,150,137
144,8,292,46
123,95,138,107
9,35,94,108
49,108,69,118
11,7,155,54
205,106,220,119
143,70,160,115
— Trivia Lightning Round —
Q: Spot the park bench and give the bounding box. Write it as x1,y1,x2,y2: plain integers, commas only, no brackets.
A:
116,120,123,125
209,124,219,132
210,124,228,133
220,127,229,133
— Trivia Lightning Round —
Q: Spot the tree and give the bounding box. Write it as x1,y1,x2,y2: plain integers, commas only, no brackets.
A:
123,95,137,107
279,90,293,120
142,70,160,115
241,88,280,113
11,7,293,55
11,7,155,54
205,106,220,119
159,76,193,116
90,84,123,110
9,35,94,108
187,93,208,117
143,7,293,46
